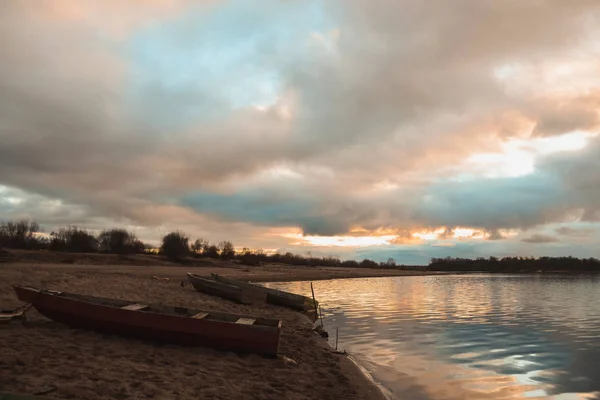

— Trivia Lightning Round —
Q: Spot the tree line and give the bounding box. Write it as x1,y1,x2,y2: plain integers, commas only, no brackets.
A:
4,220,597,272
429,256,600,272
0,219,402,268
0,220,147,254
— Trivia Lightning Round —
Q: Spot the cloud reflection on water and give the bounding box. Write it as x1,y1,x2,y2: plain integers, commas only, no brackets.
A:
265,275,600,399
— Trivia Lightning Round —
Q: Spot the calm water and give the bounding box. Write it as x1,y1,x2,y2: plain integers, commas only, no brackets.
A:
264,275,600,400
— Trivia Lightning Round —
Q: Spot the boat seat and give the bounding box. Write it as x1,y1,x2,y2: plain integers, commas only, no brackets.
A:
235,317,256,325
121,303,149,311
191,312,209,319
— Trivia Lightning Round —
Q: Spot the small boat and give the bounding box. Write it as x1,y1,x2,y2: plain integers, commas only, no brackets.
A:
12,285,281,357
186,273,266,304
210,273,318,312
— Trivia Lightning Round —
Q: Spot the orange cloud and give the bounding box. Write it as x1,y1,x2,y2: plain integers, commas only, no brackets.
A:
35,0,216,38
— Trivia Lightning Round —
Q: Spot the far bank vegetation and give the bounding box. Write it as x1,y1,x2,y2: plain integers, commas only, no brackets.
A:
1,219,599,272
0,219,399,269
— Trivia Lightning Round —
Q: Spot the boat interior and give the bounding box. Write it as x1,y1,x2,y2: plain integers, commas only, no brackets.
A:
212,274,314,303
17,286,280,328
187,274,243,290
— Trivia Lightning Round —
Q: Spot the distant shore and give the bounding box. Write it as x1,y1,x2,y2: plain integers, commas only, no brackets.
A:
3,248,598,278
0,248,441,282
0,262,389,400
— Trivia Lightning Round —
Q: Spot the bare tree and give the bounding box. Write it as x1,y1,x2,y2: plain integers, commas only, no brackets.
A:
218,241,235,259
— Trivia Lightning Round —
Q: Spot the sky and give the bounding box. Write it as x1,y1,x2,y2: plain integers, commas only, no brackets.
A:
2,0,600,265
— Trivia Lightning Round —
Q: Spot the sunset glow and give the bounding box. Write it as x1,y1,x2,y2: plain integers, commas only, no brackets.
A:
452,228,490,240
279,226,496,248
290,234,398,247
452,228,474,238
412,228,447,241
464,131,596,178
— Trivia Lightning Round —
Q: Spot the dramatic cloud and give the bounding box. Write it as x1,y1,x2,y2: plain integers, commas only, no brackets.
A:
555,226,595,237
2,0,600,261
521,234,559,244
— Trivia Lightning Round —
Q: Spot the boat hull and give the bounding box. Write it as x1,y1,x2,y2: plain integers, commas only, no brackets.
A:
13,285,281,357
211,274,318,312
186,273,266,304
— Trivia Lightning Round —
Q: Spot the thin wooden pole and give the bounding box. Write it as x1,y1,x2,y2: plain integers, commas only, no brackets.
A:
318,305,324,327
335,326,339,351
310,282,319,321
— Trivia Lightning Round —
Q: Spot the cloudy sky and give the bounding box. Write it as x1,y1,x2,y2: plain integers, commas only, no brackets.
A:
2,0,600,264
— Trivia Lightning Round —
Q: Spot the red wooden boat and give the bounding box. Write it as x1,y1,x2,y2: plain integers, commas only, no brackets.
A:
12,285,281,357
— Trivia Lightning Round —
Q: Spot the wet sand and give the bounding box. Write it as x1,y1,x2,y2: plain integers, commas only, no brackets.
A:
0,264,386,400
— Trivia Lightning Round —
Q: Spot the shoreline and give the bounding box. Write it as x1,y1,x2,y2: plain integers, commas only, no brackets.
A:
1,261,440,283
314,333,389,400
0,264,389,399
346,355,392,400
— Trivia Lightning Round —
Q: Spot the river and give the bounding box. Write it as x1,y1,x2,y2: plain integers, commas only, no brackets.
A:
264,274,600,400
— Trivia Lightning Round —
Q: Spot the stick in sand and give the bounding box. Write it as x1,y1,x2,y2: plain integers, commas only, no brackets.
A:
318,305,324,327
310,282,319,320
336,326,339,351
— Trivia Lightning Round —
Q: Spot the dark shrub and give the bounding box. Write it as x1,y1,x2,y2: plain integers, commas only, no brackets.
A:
203,244,219,259
340,259,359,268
98,228,138,254
239,249,262,266
359,259,379,268
131,239,147,254
160,231,190,260
50,226,98,253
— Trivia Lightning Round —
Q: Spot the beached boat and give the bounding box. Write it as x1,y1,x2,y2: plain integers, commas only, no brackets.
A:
186,273,266,304
12,285,281,357
210,273,318,312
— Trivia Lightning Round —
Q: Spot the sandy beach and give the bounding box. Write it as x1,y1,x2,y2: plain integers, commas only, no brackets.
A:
0,261,390,399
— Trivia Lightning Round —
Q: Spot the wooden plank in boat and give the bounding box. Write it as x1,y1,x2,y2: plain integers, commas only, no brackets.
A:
236,317,256,325
191,312,209,319
121,303,148,311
